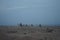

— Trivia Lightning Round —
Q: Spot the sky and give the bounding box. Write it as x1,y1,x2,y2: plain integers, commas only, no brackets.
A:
0,0,60,25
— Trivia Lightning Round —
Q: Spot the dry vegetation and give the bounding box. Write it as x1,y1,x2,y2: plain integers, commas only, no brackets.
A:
0,26,60,40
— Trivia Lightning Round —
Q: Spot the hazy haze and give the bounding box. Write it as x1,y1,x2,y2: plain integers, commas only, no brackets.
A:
0,0,60,25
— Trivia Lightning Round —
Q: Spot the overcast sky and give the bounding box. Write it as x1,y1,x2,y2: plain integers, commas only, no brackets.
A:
0,0,60,25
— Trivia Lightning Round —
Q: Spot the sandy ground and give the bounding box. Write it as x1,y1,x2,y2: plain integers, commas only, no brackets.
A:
0,26,60,40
